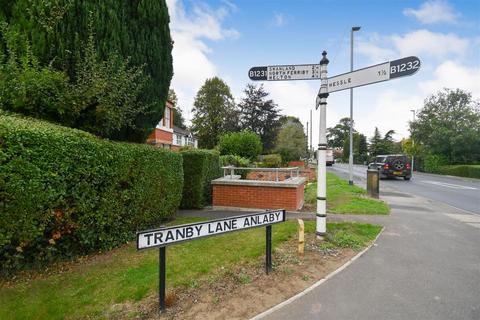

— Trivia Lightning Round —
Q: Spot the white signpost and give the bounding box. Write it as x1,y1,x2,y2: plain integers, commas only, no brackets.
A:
249,54,421,239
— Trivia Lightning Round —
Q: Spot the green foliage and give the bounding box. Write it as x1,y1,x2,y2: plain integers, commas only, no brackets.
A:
217,130,262,159
180,149,222,209
260,154,282,168
0,112,183,272
368,127,401,159
423,154,449,173
411,89,480,164
275,117,307,163
219,154,251,168
342,132,368,164
1,0,173,142
238,84,281,151
168,88,187,130
327,117,350,148
191,77,238,149
436,165,480,179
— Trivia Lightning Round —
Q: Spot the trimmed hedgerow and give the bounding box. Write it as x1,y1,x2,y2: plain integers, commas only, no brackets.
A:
180,149,222,209
436,165,480,179
0,112,183,272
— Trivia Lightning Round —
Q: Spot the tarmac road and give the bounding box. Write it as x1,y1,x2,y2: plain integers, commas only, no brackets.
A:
257,165,480,320
330,163,480,214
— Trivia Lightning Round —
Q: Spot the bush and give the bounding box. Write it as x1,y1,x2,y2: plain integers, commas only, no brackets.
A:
423,154,448,173
220,154,251,178
180,149,222,209
437,165,480,179
260,154,282,168
0,112,183,272
217,131,262,159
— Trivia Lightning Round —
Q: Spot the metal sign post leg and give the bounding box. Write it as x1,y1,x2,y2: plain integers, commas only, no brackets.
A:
159,247,166,313
266,225,272,274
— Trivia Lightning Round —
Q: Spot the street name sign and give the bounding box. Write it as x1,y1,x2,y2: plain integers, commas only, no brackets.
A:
327,56,420,93
137,209,286,312
137,209,285,250
249,64,321,81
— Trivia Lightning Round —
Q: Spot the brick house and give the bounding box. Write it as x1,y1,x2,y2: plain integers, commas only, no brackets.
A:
147,100,197,150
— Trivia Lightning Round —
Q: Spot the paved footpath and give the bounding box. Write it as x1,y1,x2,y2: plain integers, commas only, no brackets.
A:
257,186,480,320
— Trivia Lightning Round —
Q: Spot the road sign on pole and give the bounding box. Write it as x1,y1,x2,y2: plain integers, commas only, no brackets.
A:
327,56,420,93
249,64,321,81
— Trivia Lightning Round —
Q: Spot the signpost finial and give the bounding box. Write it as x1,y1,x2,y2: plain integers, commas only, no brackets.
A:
320,51,329,65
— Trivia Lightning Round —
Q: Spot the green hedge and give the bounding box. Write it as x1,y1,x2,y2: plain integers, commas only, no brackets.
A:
181,150,222,209
436,165,480,179
0,112,183,271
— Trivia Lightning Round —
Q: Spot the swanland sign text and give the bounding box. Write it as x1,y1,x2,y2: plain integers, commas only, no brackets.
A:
137,210,285,250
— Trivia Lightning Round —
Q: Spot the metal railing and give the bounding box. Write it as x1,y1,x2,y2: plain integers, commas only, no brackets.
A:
221,166,300,182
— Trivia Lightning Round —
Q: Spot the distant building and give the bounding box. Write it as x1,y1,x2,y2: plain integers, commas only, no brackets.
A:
146,100,197,150
172,125,198,150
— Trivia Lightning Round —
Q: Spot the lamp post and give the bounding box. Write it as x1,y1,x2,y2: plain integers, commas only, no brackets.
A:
316,51,329,238
349,26,361,185
410,109,416,179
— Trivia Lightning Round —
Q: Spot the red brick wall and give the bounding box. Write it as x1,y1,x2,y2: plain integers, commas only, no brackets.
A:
288,161,305,168
147,128,173,144
213,184,304,211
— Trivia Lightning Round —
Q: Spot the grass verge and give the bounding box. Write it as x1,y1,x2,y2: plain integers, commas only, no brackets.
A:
0,218,381,319
304,172,390,214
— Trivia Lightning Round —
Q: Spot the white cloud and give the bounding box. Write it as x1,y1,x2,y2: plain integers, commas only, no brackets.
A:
166,0,239,121
419,61,480,98
404,0,459,24
271,12,286,27
391,30,469,59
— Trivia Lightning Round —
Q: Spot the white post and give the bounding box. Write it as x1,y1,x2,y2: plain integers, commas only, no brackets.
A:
316,51,329,238
410,109,416,179
349,26,361,186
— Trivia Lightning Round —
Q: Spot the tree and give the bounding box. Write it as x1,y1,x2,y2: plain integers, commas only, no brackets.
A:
191,77,237,149
368,127,399,157
327,117,351,148
238,84,281,152
217,131,262,159
411,88,480,164
274,117,307,162
168,89,186,129
1,0,173,142
342,132,368,164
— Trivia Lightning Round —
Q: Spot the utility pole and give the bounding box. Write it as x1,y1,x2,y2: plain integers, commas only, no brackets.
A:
349,26,361,185
316,51,329,238
306,121,309,158
410,109,416,179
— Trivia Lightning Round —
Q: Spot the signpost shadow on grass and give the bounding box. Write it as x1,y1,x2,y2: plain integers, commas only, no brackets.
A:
136,209,286,313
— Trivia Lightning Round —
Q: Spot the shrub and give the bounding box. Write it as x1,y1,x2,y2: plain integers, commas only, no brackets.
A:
437,165,480,179
180,149,222,209
0,112,183,272
423,154,448,173
260,154,282,168
220,155,251,178
217,131,262,159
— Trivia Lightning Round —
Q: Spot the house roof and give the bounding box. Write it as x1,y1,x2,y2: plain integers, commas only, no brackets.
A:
173,125,191,136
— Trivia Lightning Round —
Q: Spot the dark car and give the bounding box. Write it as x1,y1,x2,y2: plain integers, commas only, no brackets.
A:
368,154,411,180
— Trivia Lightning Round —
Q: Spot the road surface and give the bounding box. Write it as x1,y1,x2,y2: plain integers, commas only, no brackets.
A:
329,163,479,214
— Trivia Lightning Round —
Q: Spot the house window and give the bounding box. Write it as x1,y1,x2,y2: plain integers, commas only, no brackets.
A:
165,108,171,129
176,134,182,145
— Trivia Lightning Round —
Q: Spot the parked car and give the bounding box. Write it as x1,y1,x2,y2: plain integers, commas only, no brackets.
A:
368,154,411,180
326,148,334,166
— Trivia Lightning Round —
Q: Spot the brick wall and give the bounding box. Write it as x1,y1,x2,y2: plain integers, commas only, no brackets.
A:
213,183,305,211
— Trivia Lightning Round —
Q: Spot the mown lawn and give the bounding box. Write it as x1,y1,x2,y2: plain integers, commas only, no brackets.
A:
0,218,381,319
304,172,390,214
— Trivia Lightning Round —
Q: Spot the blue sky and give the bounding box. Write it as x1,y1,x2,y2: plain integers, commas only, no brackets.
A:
166,0,480,145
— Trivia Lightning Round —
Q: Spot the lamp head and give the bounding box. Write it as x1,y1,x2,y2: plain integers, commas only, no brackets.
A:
352,26,361,32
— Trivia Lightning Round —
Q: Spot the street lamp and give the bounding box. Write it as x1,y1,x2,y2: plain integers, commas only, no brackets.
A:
349,26,361,185
410,109,416,179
